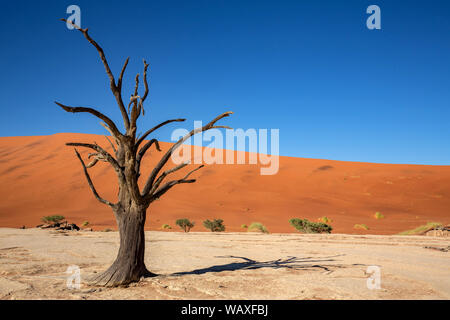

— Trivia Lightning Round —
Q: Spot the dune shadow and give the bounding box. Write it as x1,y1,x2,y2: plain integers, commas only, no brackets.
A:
172,254,359,276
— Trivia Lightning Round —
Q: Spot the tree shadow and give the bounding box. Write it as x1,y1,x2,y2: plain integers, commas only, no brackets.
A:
173,254,361,276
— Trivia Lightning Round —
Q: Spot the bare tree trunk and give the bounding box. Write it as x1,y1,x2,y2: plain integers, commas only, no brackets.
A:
56,19,232,287
90,203,155,287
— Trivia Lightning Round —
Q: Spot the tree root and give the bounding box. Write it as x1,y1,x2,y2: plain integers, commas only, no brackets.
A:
87,263,157,287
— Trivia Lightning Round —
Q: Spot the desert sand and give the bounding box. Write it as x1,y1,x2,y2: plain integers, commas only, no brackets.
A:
0,133,449,234
0,228,449,300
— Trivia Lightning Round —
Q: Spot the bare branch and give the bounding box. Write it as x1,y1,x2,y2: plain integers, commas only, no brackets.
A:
60,19,130,131
180,164,205,180
117,57,130,90
85,156,98,167
211,125,232,129
135,118,186,149
66,142,122,174
73,149,115,207
55,102,122,138
140,60,150,116
104,135,117,153
136,139,161,177
150,178,196,201
86,158,99,168
142,112,232,196
148,163,203,196
86,152,108,168
148,164,205,201
129,74,140,115
99,122,120,149
130,61,149,131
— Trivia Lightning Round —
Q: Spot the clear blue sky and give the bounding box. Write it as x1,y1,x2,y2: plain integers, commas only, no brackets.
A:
0,0,449,164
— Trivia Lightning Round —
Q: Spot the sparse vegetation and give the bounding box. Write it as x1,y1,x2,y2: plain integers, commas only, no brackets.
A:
103,228,113,232
374,212,384,219
203,219,225,232
82,221,90,227
161,224,171,230
354,224,369,230
241,224,248,229
398,222,442,235
289,218,332,234
176,219,195,232
248,222,269,234
318,216,333,224
41,215,65,225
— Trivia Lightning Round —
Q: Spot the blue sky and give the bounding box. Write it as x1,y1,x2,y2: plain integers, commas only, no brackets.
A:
0,0,449,164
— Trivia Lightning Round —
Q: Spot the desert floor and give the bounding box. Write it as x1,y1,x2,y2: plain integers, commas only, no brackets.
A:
0,228,449,300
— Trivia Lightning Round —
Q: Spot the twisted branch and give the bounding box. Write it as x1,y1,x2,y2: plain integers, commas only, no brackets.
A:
55,102,122,138
135,118,186,150
150,165,205,201
74,149,115,207
136,139,161,177
60,18,130,131
142,111,232,197
65,142,122,174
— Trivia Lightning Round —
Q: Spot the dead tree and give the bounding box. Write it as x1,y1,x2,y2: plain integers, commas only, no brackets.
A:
55,20,232,287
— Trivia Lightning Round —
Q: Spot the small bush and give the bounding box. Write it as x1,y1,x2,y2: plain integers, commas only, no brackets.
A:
374,212,384,219
241,224,248,229
289,218,332,234
103,228,113,232
161,224,172,230
318,216,333,224
354,224,369,230
82,221,90,227
176,218,195,232
248,222,269,234
203,219,225,232
41,215,65,224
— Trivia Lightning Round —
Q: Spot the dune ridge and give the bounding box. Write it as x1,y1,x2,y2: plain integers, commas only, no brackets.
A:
0,133,449,234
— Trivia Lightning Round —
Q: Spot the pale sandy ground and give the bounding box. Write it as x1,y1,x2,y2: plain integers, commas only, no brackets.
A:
0,228,449,300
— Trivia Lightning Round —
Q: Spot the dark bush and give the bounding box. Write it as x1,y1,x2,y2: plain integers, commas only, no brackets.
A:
289,218,332,234
203,219,225,232
176,218,195,232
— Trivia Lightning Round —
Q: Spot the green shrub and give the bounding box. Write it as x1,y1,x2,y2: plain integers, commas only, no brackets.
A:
398,222,442,235
241,224,248,229
82,221,90,227
289,218,332,234
176,218,195,232
41,215,65,224
248,222,269,234
354,224,369,230
203,219,225,232
374,212,385,219
161,224,172,230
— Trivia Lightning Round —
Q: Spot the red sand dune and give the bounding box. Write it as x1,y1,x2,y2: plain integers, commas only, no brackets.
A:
0,133,449,234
